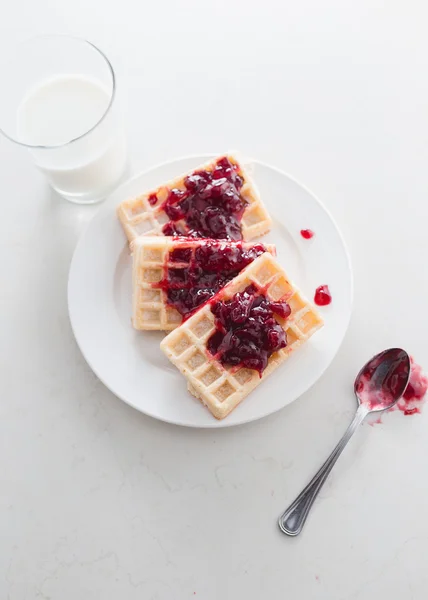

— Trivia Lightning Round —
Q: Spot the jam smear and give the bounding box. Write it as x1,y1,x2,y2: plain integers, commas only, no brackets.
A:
396,357,428,415
160,157,247,240
300,229,314,239
207,284,290,375
159,242,268,318
314,285,332,306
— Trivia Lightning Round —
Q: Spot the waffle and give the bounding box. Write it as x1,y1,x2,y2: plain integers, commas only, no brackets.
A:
132,236,276,331
117,154,271,243
160,253,324,420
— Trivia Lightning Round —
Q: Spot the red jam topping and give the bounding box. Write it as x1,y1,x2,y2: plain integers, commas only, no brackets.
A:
160,157,247,240
162,222,185,236
148,193,158,206
159,242,268,318
300,229,314,239
314,285,332,306
207,284,290,375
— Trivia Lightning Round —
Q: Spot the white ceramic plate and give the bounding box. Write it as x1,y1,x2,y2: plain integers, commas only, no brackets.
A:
68,155,352,428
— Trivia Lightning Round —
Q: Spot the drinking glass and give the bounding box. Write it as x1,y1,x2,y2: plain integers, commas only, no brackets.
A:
0,35,128,204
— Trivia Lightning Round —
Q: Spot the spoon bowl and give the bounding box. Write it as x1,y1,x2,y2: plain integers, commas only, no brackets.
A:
354,348,411,413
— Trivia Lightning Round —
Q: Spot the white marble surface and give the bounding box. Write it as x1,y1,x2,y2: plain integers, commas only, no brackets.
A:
1,1,428,598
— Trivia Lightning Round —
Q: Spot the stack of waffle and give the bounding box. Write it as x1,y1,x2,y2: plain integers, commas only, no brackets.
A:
117,153,323,419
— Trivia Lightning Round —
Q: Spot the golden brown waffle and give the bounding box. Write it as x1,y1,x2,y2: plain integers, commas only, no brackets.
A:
160,253,324,419
117,154,271,243
132,237,276,331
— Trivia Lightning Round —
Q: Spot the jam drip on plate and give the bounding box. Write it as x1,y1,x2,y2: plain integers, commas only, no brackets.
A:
314,285,332,306
160,242,267,318
207,284,291,375
160,157,247,240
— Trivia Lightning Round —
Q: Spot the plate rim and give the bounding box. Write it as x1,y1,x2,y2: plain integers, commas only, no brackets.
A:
68,153,353,428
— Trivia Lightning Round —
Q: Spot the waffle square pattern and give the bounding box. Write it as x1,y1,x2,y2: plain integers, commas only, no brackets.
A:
132,236,276,331
117,154,271,243
160,253,324,419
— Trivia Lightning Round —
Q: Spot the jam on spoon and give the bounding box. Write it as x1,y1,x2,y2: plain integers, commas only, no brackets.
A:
355,348,411,411
363,356,427,423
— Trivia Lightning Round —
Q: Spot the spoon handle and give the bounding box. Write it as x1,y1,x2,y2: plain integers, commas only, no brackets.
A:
278,404,369,536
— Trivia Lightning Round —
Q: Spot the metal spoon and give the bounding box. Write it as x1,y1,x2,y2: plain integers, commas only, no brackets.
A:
278,348,411,536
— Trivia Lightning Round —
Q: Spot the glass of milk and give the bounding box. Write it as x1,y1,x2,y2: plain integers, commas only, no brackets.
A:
0,35,128,204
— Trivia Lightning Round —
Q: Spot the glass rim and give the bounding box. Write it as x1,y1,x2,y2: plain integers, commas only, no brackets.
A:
0,34,116,150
